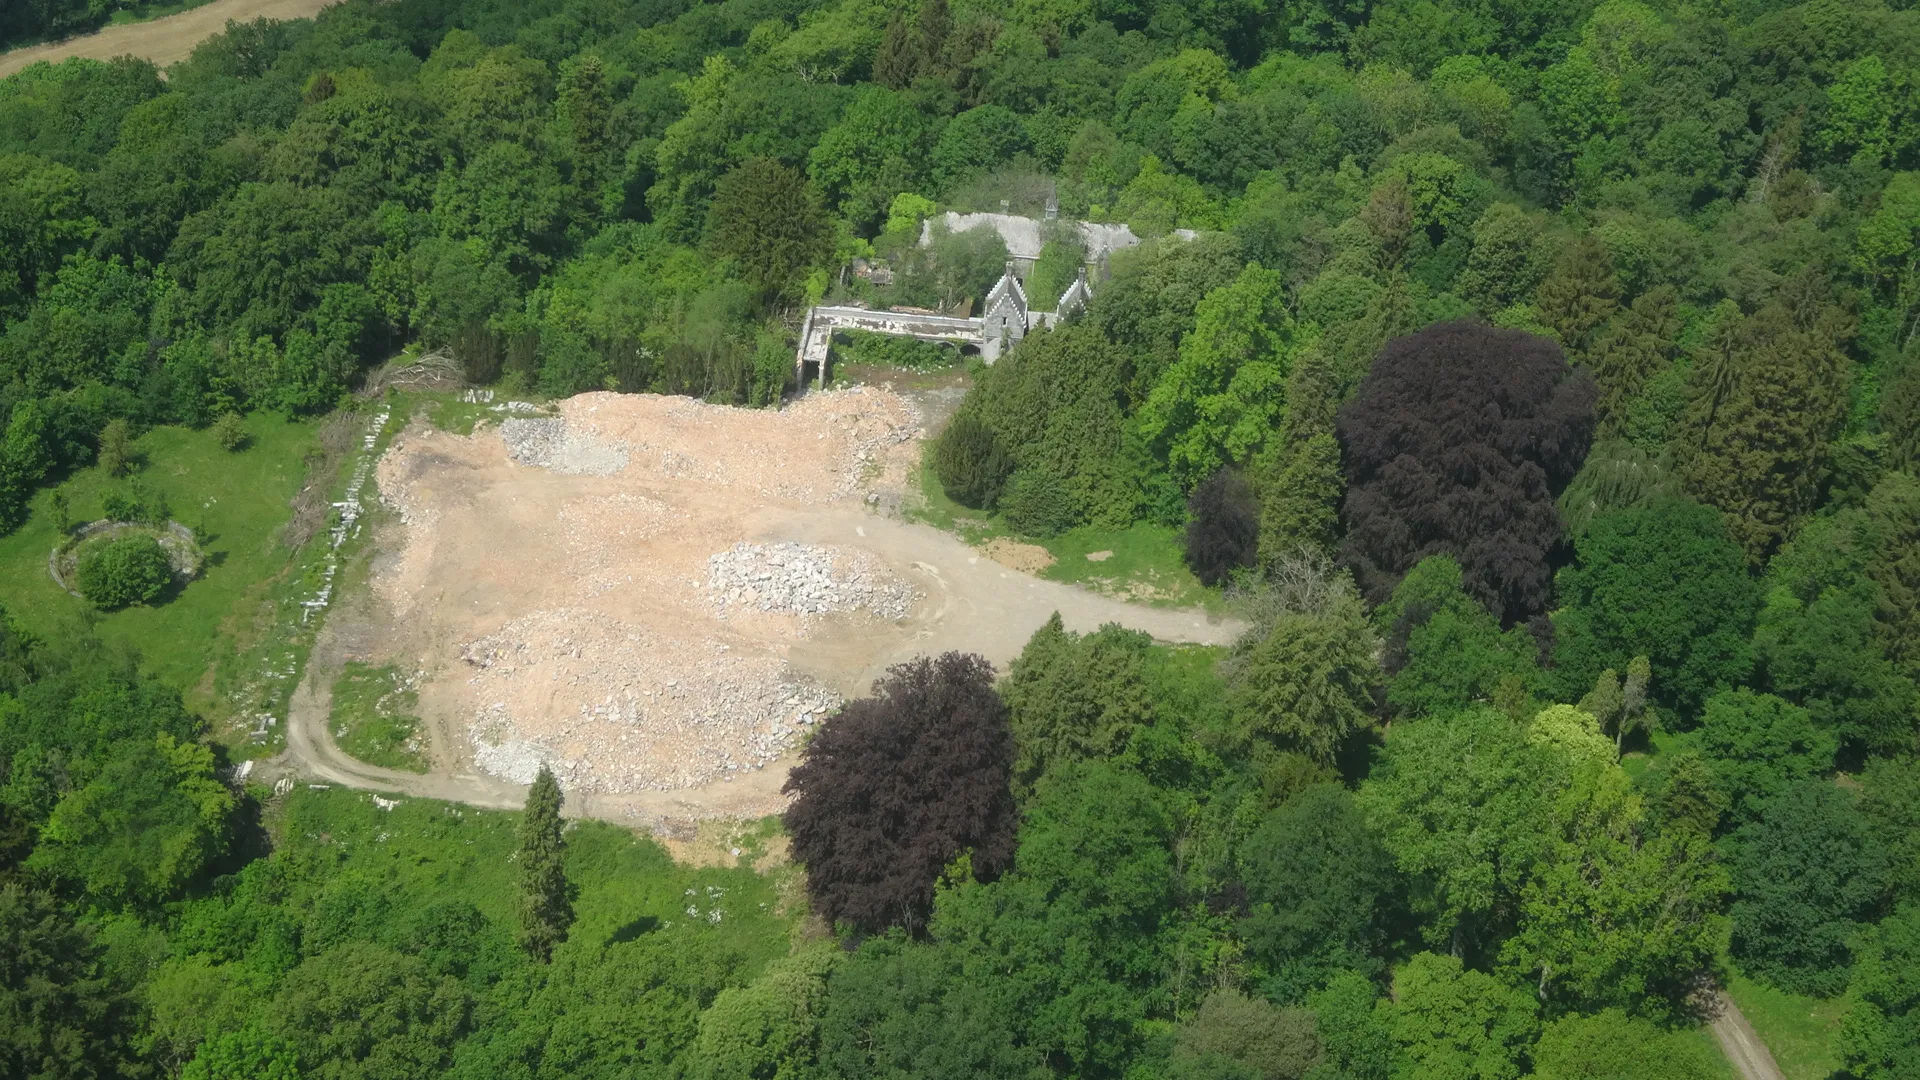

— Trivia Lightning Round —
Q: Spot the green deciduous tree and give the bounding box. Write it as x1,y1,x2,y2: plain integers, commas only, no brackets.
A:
1170,988,1323,1080
1382,951,1538,1080
1531,1008,1725,1080
688,943,837,1080
1729,781,1888,996
515,765,573,962
1551,498,1758,715
1359,708,1557,958
1696,689,1836,829
271,942,470,1080
1837,903,1920,1080
1375,555,1540,720
1501,752,1728,1018
75,533,171,609
1134,264,1299,490
1240,783,1400,1002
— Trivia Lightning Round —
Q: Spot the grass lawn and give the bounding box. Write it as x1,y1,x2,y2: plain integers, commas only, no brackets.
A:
330,661,430,773
906,455,1220,611
1726,971,1846,1080
0,413,316,703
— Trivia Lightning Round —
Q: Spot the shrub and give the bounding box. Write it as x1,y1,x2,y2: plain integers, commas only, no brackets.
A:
98,486,169,527
97,418,135,477
999,467,1079,538
1184,467,1259,586
211,413,249,452
76,534,173,608
932,412,1012,509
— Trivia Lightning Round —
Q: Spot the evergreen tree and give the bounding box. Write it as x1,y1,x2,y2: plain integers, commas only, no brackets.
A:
1589,285,1680,436
556,54,614,219
705,157,831,311
872,12,918,90
1679,275,1854,563
1257,346,1345,560
515,765,573,963
1533,234,1621,363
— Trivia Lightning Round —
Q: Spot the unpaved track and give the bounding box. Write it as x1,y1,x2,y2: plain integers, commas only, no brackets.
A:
1711,991,1788,1080
279,497,1242,831
0,0,336,80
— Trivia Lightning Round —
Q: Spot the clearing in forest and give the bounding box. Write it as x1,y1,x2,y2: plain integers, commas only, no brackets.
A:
302,388,1237,825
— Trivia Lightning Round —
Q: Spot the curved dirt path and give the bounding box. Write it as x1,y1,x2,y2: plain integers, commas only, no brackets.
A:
278,506,1243,831
1711,991,1788,1080
0,0,335,80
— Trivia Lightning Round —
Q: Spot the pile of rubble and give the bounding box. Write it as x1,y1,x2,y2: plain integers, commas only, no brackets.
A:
500,416,630,476
706,542,918,620
458,608,840,793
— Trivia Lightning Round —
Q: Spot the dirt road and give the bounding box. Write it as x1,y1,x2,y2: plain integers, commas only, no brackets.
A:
273,389,1242,831
1711,991,1788,1080
0,0,335,80
281,507,1242,831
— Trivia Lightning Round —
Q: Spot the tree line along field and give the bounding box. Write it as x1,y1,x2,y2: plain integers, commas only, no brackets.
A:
3,0,1920,1078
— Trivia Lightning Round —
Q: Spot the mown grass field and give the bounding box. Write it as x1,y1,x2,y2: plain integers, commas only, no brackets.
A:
0,413,317,702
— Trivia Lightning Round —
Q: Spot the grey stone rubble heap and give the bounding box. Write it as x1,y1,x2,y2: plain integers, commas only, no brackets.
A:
500,415,630,476
458,608,839,793
706,542,918,620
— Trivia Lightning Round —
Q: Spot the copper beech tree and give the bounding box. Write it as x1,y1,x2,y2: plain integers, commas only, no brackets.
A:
1337,320,1596,625
783,652,1017,934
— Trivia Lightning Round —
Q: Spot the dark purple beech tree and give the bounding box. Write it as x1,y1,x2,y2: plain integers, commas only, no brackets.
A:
1337,320,1596,625
782,652,1016,934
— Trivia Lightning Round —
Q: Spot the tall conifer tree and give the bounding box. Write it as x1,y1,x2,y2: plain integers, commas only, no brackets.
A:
516,766,574,963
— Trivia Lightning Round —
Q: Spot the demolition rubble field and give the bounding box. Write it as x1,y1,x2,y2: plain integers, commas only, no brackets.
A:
368,389,925,804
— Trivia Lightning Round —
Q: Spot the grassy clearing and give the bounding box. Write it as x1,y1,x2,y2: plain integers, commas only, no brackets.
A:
906,456,1218,610
1726,971,1845,1080
260,785,800,963
0,413,316,702
330,661,430,773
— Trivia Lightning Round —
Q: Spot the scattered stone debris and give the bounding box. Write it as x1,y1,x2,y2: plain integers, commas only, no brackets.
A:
1085,550,1114,562
501,416,630,475
706,542,919,620
459,608,841,793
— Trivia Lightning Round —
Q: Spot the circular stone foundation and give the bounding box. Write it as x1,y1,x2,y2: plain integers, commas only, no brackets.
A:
50,520,203,598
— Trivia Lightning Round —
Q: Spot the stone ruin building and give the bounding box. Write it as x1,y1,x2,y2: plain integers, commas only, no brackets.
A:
795,206,1154,389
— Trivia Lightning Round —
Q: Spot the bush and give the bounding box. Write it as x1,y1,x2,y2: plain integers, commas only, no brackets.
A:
211,413,249,452
932,412,1012,509
98,485,169,527
1185,467,1260,586
76,534,173,608
999,467,1079,537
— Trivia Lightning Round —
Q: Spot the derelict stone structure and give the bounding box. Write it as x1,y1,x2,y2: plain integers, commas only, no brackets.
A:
794,265,1091,389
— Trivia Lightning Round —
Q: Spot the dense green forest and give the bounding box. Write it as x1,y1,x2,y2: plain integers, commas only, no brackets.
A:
3,0,1920,1076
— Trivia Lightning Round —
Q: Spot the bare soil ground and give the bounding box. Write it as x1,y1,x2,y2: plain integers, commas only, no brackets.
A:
280,388,1241,831
0,0,336,80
